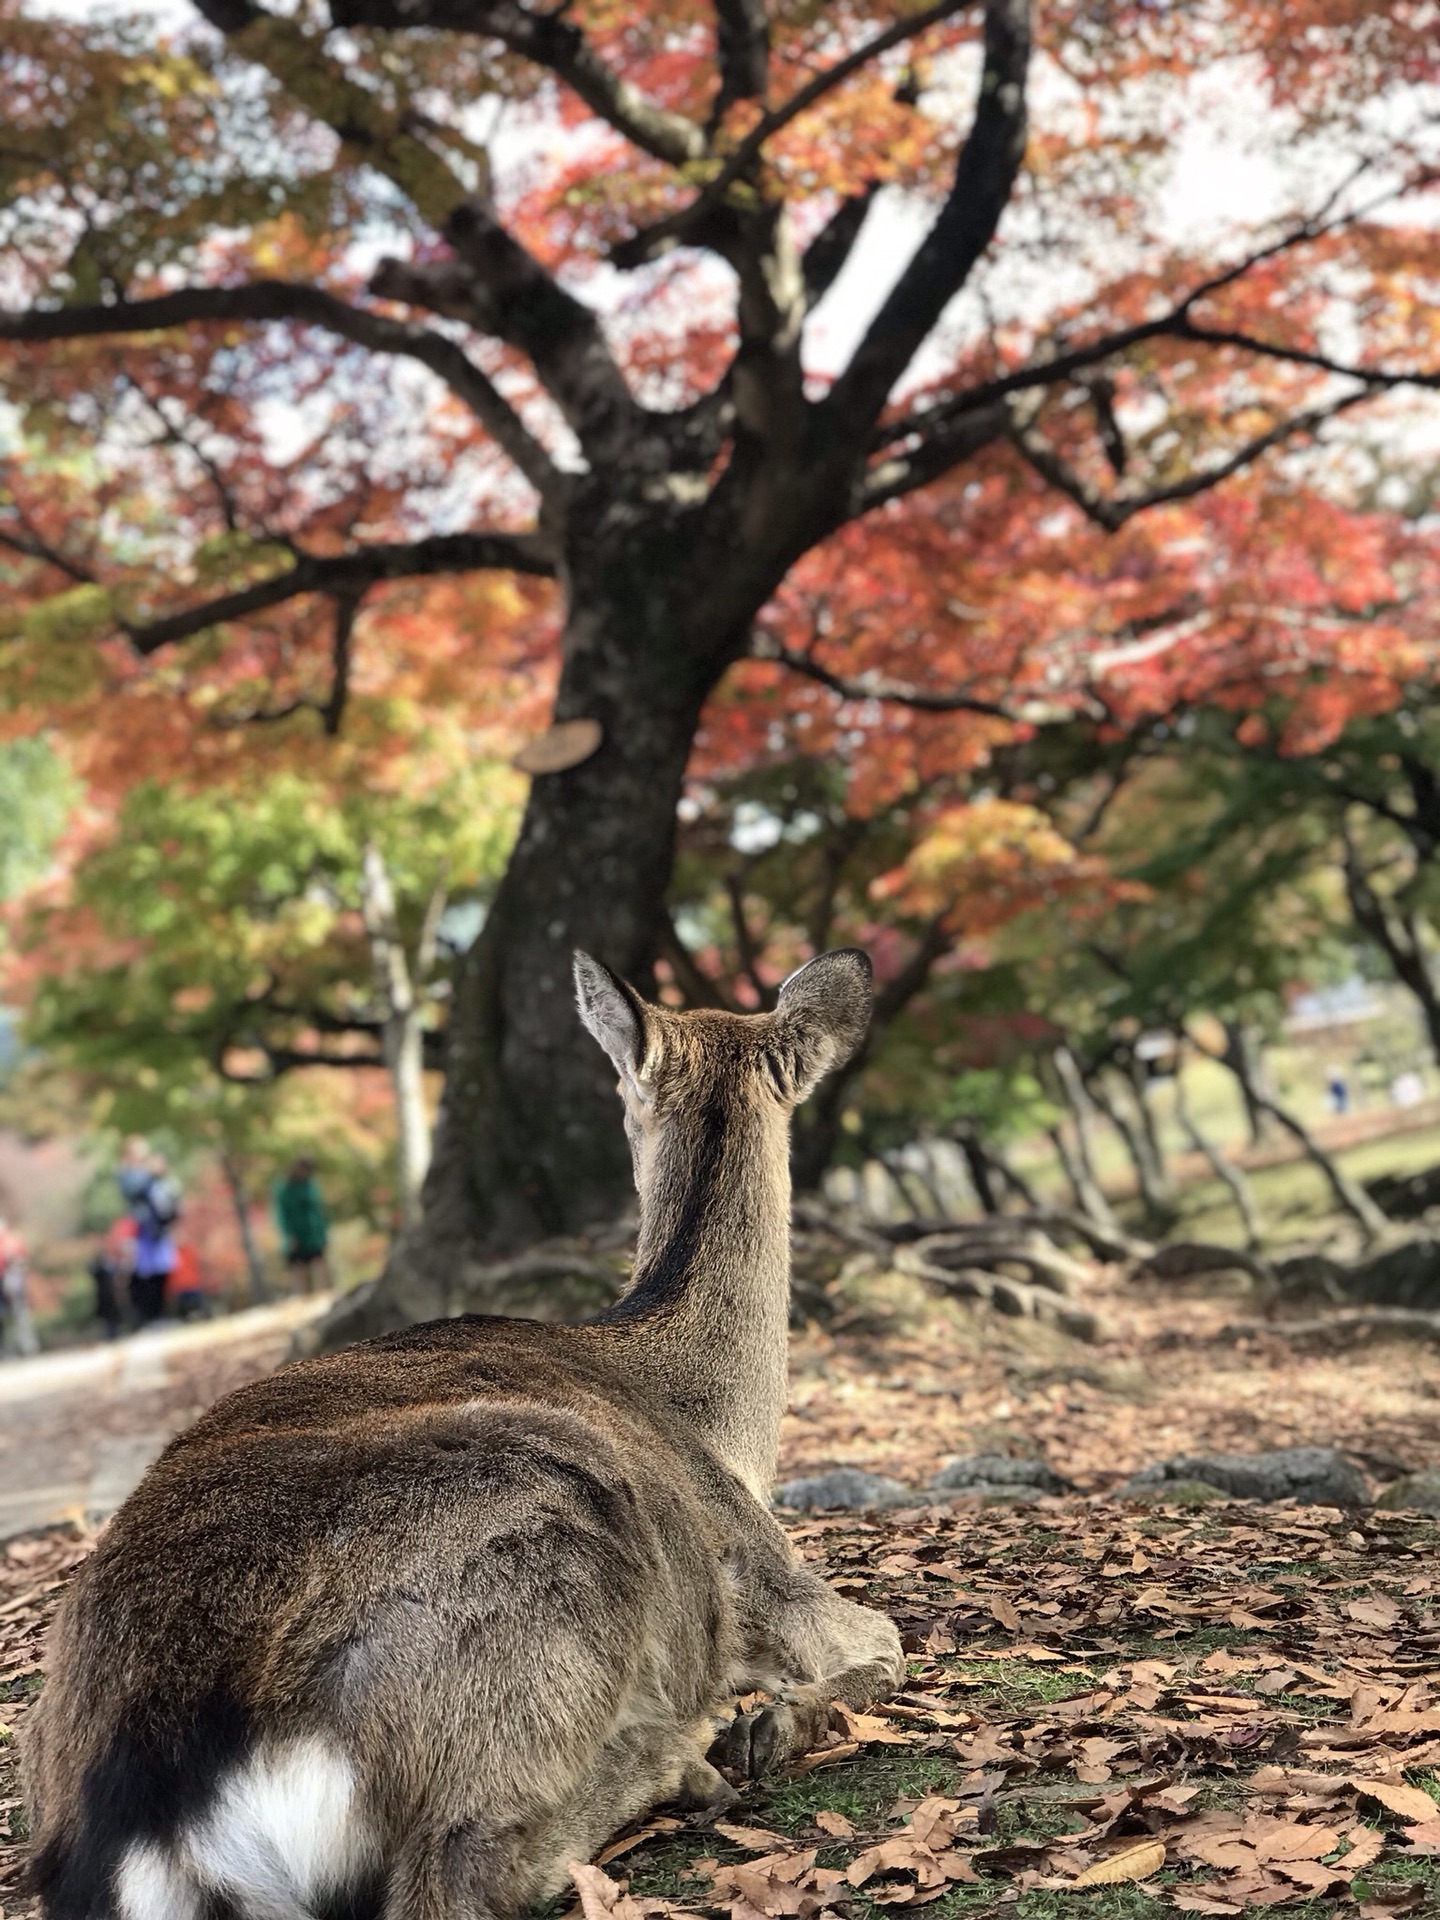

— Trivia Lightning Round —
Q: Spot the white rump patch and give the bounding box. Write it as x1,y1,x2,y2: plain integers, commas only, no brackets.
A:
115,1841,202,1920
179,1736,374,1919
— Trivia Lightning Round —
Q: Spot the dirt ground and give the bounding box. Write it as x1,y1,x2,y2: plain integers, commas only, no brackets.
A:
1,1265,1436,1918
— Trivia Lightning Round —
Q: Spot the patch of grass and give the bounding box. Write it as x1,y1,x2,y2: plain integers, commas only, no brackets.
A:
940,1660,1099,1708
757,1751,959,1834
0,1671,43,1707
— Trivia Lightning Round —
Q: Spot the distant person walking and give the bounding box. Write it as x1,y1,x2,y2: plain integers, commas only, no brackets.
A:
118,1141,181,1325
0,1216,39,1357
275,1158,330,1294
87,1218,133,1340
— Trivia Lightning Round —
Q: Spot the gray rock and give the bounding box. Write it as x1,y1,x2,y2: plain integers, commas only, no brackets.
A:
773,1468,921,1512
1119,1446,1369,1506
1375,1468,1440,1514
930,1453,1071,1496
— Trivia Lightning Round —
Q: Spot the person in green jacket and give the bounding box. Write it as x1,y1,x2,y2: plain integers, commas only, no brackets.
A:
274,1157,331,1294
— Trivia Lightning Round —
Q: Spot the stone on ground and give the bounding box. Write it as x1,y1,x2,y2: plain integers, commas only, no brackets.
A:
773,1467,919,1512
1118,1445,1369,1506
1375,1467,1440,1514
930,1453,1071,1500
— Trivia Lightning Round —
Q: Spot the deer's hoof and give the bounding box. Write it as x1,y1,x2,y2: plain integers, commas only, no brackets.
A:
708,1703,793,1781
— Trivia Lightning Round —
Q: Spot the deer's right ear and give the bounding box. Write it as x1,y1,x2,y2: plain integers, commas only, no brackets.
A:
769,948,873,1102
574,952,647,1073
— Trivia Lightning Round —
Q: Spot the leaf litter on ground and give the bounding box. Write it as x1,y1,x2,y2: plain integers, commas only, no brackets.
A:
3,1265,1440,1915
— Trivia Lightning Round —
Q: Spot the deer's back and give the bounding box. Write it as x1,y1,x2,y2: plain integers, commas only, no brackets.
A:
27,1315,758,1918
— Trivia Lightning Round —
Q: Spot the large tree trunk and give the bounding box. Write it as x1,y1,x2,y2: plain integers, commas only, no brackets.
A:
323,556,754,1343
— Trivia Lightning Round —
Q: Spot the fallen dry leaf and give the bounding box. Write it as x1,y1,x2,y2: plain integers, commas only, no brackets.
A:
1342,1824,1387,1871
1072,1838,1167,1885
714,1824,790,1853
812,1811,854,1838
1353,1777,1440,1823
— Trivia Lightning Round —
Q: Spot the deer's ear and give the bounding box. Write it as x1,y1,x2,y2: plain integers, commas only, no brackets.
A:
769,948,873,1103
574,952,648,1073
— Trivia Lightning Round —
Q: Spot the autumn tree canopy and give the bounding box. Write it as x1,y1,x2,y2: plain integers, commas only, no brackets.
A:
3,0,1439,1334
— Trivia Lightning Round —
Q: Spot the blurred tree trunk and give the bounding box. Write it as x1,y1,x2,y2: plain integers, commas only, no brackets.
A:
219,1148,270,1305
1172,1065,1263,1250
361,844,441,1233
1201,1034,1386,1243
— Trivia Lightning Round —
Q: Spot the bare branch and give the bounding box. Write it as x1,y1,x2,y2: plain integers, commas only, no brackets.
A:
754,635,1012,717
875,175,1440,455
612,0,971,270
1010,389,1374,532
121,530,554,655
0,281,560,498
826,0,1030,433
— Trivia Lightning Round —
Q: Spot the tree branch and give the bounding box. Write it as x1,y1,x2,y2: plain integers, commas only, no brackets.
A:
710,0,770,131
326,0,706,167
612,0,972,269
323,587,363,736
803,186,878,307
371,208,640,467
1009,390,1372,532
826,0,1030,432
854,399,1010,510
874,182,1440,456
753,634,1012,716
121,531,554,654
0,281,560,499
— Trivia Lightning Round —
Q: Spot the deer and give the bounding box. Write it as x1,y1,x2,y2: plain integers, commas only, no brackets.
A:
26,947,904,1920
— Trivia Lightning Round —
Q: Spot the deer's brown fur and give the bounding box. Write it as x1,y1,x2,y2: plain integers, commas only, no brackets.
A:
25,949,902,1920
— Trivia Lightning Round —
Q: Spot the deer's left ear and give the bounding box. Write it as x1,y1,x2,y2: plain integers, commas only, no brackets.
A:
574,952,649,1075
767,949,873,1103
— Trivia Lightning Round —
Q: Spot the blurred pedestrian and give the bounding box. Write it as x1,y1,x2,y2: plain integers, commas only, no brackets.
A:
0,1216,39,1357
88,1219,133,1340
1325,1065,1349,1114
124,1149,182,1325
275,1157,330,1294
169,1241,211,1320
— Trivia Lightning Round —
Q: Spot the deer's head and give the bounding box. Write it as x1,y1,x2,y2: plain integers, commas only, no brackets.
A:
573,950,872,1190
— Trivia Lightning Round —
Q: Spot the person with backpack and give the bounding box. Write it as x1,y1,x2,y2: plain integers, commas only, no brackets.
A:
118,1144,181,1324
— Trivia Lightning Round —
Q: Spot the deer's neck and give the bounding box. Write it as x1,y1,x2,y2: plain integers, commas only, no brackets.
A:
596,1094,792,1500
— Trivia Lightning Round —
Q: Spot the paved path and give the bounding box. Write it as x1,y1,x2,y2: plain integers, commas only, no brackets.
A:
0,1299,325,1539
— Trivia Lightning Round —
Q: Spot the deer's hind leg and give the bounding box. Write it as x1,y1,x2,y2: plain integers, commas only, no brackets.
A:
383,1718,731,1920
713,1559,905,1781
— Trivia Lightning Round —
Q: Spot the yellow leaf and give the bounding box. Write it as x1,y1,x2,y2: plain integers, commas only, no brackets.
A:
1073,1838,1166,1885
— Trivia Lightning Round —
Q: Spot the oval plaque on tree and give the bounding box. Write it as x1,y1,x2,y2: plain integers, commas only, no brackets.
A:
512,718,604,776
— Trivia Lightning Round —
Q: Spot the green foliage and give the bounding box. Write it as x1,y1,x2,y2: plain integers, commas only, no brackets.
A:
13,762,518,1215
0,735,72,904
